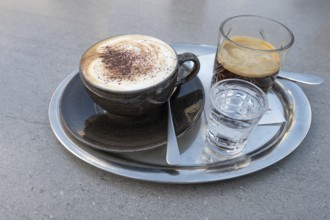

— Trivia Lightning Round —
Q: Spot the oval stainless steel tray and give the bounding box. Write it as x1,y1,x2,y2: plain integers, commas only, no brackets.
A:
49,44,311,184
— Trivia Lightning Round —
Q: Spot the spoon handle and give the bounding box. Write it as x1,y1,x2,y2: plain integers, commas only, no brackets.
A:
278,71,325,85
166,100,181,165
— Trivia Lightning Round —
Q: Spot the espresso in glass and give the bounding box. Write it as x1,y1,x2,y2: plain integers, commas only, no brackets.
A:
212,36,281,93
212,15,294,93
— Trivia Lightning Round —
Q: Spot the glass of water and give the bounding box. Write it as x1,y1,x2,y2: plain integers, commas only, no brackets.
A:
205,79,269,156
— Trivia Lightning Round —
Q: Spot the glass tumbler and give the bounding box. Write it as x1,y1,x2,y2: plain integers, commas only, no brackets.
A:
205,79,269,156
212,15,294,93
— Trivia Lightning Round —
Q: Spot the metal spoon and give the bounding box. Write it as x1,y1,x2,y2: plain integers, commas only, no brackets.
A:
278,70,324,85
166,98,181,165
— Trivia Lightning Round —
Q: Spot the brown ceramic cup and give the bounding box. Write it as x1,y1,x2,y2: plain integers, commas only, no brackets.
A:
79,35,200,117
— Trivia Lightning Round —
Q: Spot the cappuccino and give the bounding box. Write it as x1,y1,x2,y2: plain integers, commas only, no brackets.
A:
212,36,281,92
80,35,177,91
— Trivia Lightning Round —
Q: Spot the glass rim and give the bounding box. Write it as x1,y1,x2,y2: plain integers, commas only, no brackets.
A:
219,15,295,52
210,79,269,120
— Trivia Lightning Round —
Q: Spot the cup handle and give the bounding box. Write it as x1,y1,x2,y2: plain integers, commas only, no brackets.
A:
176,53,200,86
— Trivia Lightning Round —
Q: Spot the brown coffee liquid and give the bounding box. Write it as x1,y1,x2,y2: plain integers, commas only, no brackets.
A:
212,36,281,93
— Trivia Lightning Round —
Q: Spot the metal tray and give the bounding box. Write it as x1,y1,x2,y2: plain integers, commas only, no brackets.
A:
49,44,311,184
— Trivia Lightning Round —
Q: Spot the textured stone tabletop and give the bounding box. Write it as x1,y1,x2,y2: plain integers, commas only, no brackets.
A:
0,0,329,219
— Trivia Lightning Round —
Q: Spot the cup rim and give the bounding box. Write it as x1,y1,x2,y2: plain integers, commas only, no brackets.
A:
210,79,269,120
79,34,179,94
219,15,295,52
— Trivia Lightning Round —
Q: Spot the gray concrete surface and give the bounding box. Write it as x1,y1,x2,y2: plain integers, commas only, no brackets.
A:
0,0,329,219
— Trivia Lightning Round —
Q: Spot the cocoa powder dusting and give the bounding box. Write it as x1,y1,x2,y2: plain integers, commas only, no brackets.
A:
100,46,153,82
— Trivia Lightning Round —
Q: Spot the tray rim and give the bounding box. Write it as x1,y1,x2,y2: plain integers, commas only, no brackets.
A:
49,44,312,184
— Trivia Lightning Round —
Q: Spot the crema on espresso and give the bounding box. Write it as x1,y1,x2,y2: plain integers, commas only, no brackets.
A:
80,35,177,91
212,36,281,92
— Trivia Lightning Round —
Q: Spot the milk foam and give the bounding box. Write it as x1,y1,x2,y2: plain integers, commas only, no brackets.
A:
218,36,281,77
80,35,177,91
